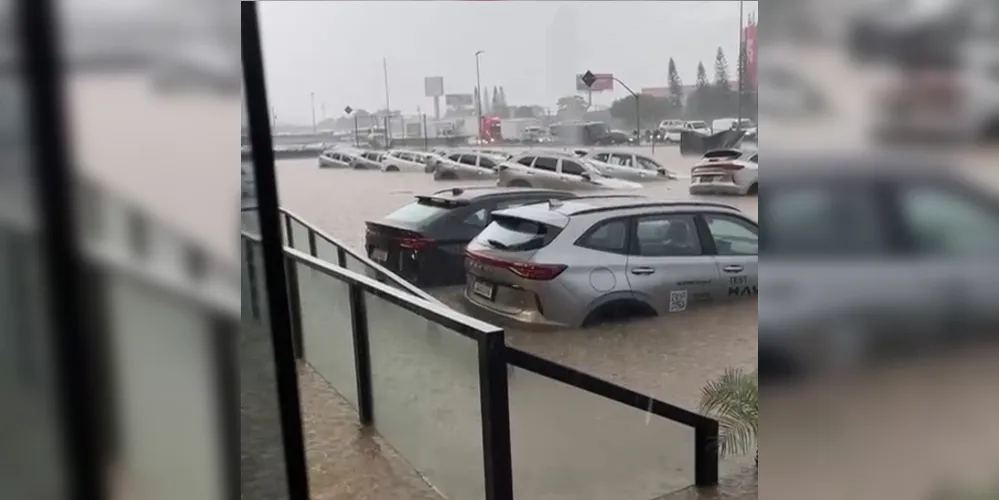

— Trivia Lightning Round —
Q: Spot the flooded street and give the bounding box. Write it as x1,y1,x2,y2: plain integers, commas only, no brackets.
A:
276,146,759,410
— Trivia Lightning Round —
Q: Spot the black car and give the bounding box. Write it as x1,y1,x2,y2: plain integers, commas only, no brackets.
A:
364,187,578,287
593,130,635,146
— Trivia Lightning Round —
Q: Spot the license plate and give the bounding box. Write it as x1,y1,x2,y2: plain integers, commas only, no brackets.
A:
698,176,717,183
472,280,495,300
371,249,388,262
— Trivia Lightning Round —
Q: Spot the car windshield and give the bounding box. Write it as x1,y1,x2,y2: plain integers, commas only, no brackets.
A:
690,122,708,129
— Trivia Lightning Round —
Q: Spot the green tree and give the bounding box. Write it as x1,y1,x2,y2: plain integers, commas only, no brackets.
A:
609,94,677,128
483,87,492,114
700,368,758,467
556,95,587,118
687,61,711,119
493,86,510,118
667,58,684,109
713,47,731,90
695,61,709,89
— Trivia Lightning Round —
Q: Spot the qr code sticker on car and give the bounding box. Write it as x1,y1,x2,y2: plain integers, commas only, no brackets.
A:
669,290,688,312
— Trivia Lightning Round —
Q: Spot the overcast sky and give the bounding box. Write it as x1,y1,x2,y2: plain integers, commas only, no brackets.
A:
258,1,758,125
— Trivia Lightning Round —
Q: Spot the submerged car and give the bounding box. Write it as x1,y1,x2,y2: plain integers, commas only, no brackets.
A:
582,149,678,182
381,150,437,172
433,151,502,180
363,186,579,287
497,153,643,191
318,148,365,169
463,197,756,328
689,145,759,196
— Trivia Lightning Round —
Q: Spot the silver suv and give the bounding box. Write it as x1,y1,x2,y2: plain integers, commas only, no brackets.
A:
433,151,502,180
498,153,642,191
463,197,759,328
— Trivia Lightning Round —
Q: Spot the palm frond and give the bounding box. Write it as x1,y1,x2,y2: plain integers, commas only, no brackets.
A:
699,368,758,458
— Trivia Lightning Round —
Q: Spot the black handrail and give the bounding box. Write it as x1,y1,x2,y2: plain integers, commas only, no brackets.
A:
241,222,722,494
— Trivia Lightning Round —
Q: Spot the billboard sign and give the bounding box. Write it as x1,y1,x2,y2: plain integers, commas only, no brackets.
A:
425,76,444,97
640,87,670,98
744,24,758,88
445,94,474,106
576,73,614,92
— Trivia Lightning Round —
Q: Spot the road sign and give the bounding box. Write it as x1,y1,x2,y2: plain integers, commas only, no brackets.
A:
576,72,614,92
344,106,353,115
424,76,444,97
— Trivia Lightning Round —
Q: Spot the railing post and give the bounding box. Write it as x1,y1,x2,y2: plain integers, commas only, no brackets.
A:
282,218,305,360
337,247,347,267
284,256,305,361
244,239,261,321
478,332,513,500
348,283,374,425
694,419,720,487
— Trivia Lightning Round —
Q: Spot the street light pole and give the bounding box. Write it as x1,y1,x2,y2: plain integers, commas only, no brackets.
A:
737,0,745,131
310,92,316,134
599,75,641,145
475,50,484,142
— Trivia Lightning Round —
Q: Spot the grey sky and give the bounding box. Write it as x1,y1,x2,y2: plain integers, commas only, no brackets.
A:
259,1,758,125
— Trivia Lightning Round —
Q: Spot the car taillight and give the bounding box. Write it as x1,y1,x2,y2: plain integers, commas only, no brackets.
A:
399,236,434,250
466,251,567,281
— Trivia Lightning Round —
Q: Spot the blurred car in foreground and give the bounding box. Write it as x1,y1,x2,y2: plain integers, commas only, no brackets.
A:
760,153,999,382
463,197,757,328
497,153,643,191
689,144,759,196
364,187,579,287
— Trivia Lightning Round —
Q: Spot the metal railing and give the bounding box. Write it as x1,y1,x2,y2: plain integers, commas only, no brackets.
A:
240,209,721,499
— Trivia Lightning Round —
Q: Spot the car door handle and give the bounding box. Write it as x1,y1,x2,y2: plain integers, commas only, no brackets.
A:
722,265,744,273
630,267,655,275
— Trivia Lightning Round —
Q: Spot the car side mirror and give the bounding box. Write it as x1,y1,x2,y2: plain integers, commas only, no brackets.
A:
580,172,592,181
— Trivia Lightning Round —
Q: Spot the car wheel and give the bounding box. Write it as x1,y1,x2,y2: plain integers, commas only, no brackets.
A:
507,179,531,188
385,165,400,172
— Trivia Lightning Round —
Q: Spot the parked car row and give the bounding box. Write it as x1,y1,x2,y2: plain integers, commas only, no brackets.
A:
364,188,759,329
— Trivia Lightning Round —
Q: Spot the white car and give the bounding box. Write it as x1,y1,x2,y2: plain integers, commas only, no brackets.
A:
318,149,354,168
581,149,677,182
381,150,437,172
689,146,758,196
662,121,710,143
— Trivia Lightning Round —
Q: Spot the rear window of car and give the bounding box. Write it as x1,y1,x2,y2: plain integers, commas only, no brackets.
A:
384,199,455,224
474,214,563,252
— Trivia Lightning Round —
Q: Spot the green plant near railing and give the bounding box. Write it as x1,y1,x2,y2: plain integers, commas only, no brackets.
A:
699,368,758,467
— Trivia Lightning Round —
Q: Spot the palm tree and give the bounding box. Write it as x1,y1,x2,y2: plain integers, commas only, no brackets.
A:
699,367,758,467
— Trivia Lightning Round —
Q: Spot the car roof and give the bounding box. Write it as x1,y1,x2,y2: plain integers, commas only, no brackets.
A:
426,186,575,202
492,196,739,226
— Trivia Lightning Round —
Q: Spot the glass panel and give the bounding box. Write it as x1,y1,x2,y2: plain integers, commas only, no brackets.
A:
344,251,379,281
363,291,484,499
106,275,223,500
295,260,358,408
288,218,311,255
509,370,696,499
239,238,291,500
314,235,340,265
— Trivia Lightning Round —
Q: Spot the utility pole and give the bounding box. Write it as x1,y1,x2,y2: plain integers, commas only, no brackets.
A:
475,50,484,142
382,57,391,114
310,92,316,134
737,0,745,131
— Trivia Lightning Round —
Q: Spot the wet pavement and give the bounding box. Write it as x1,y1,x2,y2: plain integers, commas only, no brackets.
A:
275,150,759,499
